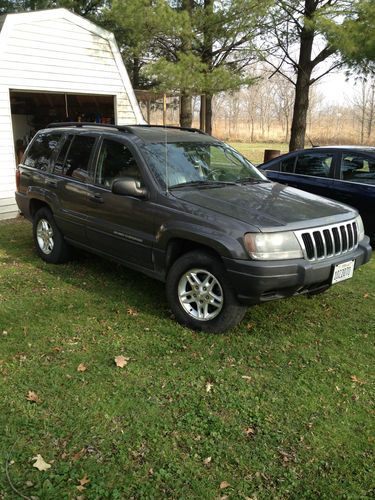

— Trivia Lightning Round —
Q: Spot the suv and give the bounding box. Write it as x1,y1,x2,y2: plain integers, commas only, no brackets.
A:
15,123,372,333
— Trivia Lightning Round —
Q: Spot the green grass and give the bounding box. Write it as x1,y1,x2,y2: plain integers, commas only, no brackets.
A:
0,218,374,499
230,142,288,164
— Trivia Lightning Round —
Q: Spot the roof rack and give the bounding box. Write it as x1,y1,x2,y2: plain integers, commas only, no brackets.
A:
129,124,209,135
46,122,134,133
46,122,208,135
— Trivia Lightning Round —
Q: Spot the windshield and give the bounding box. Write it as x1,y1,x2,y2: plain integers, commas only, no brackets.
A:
140,141,267,189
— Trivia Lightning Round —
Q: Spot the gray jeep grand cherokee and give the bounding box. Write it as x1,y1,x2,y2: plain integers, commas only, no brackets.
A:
15,123,372,332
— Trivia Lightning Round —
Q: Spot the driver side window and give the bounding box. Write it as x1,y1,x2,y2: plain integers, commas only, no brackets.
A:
95,139,142,188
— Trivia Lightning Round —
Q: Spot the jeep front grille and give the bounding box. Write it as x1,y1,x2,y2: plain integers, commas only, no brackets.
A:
296,220,358,261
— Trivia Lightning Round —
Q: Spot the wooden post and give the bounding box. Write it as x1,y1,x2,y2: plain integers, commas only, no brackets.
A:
146,98,151,124
163,94,167,126
201,94,206,132
263,149,281,163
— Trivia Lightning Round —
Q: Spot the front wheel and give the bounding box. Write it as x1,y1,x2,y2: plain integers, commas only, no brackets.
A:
166,250,247,333
33,207,71,263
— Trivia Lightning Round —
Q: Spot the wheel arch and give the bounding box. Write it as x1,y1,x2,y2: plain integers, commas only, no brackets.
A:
165,237,224,273
29,198,51,219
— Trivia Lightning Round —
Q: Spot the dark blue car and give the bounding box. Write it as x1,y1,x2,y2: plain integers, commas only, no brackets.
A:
259,146,375,243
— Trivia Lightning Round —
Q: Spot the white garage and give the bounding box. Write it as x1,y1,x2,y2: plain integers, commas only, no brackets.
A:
0,8,144,219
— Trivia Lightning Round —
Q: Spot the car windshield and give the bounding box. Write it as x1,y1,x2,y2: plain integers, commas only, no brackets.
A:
140,141,267,189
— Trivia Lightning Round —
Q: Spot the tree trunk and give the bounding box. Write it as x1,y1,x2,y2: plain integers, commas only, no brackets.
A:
289,60,313,150
367,83,375,139
205,94,213,135
289,2,315,151
132,57,140,89
180,93,192,127
201,0,214,133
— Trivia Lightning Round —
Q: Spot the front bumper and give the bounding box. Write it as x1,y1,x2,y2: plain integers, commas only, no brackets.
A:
223,237,372,305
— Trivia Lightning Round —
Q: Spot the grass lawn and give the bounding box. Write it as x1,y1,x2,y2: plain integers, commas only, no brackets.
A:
230,142,289,164
0,218,374,499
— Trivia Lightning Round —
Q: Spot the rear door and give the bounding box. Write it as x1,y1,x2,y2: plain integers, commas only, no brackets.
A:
52,133,97,244
85,137,155,269
330,151,375,239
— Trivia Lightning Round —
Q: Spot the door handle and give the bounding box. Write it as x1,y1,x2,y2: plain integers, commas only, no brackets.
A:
46,179,58,188
88,193,104,203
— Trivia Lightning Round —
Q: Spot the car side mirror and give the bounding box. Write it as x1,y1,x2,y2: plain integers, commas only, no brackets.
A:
112,177,147,198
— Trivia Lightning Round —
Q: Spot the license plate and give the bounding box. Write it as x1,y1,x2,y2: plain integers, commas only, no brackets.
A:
332,260,355,284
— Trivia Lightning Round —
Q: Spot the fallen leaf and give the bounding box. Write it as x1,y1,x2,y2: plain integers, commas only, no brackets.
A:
25,481,33,487
78,474,90,487
363,293,369,298
77,363,87,372
114,355,130,368
32,454,51,471
203,456,212,465
241,375,252,381
351,375,365,385
72,448,85,461
246,322,255,331
220,481,230,489
206,382,213,393
76,485,85,492
127,307,139,316
26,391,41,403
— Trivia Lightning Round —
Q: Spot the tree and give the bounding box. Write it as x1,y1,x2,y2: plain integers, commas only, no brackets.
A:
263,1,356,151
143,0,271,129
0,0,107,15
323,0,375,74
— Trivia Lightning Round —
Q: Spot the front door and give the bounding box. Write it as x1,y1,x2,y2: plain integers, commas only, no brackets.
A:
85,138,155,269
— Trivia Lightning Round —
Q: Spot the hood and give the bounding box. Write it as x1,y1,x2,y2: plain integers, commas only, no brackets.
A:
171,182,356,231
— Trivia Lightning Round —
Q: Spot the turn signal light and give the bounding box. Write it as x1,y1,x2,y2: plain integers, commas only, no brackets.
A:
16,169,21,191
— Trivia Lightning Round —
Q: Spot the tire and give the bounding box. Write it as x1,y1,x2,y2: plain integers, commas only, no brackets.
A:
166,250,247,333
33,207,71,264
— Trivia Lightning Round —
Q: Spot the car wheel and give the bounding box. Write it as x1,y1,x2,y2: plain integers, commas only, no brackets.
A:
33,207,71,263
166,250,247,333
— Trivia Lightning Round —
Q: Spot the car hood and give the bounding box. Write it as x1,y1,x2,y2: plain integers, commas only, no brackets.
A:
171,182,356,231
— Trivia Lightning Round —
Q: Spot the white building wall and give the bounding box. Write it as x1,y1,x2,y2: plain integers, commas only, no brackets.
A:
0,9,143,218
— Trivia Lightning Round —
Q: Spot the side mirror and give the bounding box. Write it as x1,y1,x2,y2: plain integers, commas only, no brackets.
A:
112,177,147,198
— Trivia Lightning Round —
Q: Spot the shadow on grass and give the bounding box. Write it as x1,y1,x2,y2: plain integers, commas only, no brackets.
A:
0,219,168,322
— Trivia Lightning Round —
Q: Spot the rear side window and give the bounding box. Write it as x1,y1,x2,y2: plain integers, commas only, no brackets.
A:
24,133,61,171
53,135,73,175
63,135,96,181
340,154,375,184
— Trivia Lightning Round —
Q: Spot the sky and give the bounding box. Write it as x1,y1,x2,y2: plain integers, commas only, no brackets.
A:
317,70,359,106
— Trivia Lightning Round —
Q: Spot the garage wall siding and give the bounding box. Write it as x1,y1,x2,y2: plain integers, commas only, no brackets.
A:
0,85,16,201
0,18,137,120
0,10,143,218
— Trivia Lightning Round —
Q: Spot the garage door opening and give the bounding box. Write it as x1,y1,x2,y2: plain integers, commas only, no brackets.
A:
10,91,115,163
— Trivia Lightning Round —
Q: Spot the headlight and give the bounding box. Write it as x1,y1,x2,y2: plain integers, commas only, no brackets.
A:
356,215,365,241
244,231,303,260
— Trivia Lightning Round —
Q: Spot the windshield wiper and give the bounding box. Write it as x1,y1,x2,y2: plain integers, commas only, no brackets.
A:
169,180,237,189
236,177,270,184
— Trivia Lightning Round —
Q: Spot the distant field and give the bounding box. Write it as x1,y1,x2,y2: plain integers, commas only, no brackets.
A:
230,142,289,164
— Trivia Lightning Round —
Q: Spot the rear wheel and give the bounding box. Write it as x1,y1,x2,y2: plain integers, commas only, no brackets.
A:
166,250,247,333
33,207,71,263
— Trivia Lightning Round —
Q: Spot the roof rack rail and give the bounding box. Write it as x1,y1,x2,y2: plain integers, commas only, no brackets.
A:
130,124,209,135
46,122,134,133
46,122,209,136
